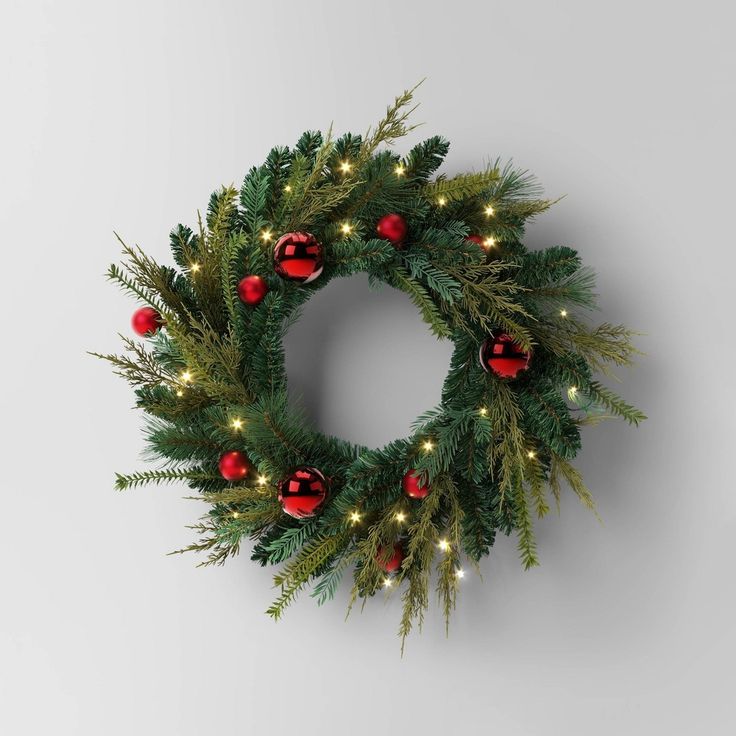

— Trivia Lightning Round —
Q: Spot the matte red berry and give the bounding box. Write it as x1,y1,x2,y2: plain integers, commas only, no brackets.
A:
376,543,403,573
131,307,163,336
237,275,269,305
376,213,408,246
218,451,250,481
402,469,430,499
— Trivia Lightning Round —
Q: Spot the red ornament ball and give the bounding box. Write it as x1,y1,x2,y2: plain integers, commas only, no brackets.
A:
218,451,250,481
376,543,403,573
479,332,531,379
273,232,324,283
131,307,163,336
237,275,269,305
278,466,328,518
402,469,430,499
376,213,408,246
466,234,485,246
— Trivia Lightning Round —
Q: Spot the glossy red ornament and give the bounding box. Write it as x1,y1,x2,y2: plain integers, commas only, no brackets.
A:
376,543,403,573
131,307,163,336
273,232,324,283
376,213,408,246
237,275,269,305
278,466,328,518
466,234,485,246
218,451,250,481
479,332,531,379
402,469,430,499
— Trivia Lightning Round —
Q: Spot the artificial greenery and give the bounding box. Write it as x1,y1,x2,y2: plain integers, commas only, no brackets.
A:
96,85,644,649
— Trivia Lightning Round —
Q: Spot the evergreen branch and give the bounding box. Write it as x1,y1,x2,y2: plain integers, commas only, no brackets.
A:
114,468,215,491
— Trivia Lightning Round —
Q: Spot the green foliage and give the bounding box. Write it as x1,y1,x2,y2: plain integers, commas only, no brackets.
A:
97,86,643,643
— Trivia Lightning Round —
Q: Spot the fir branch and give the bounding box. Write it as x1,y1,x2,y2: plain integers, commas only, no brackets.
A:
115,467,216,491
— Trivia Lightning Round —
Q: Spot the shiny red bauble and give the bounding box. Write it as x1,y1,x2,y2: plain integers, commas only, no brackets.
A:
402,469,430,499
131,307,163,336
479,332,531,379
218,451,250,481
376,213,408,246
278,466,328,518
376,543,403,573
237,275,269,305
273,232,324,283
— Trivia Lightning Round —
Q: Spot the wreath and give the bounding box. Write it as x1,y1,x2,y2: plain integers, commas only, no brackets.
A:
96,87,644,647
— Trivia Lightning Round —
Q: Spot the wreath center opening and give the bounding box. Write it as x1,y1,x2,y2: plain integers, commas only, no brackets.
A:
284,273,454,450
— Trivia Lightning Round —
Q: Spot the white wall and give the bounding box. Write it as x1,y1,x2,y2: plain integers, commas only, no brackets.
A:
1,1,734,734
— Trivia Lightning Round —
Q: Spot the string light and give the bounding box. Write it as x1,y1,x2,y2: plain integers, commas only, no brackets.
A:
284,184,292,193
232,512,240,519
339,160,352,174
483,237,496,248
175,389,184,397
455,568,465,579
340,222,354,235
438,538,450,552
256,475,268,486
260,229,273,243
560,309,568,318
190,262,201,273
484,204,495,217
437,196,447,207
568,386,578,399
349,510,361,524
383,577,393,588
394,164,405,176
479,407,488,416
180,370,193,383
230,418,243,430
422,439,434,452
395,511,407,523
527,450,536,459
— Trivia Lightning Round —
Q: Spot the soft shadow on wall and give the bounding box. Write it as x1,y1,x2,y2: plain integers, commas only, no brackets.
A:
283,274,455,450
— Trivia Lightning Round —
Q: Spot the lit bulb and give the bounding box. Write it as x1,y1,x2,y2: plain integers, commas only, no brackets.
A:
349,510,361,524
527,450,536,459
231,418,243,430
437,196,447,207
190,262,201,273
483,237,496,248
484,204,495,217
395,164,405,176
568,386,578,398
181,371,192,383
395,512,407,523
232,512,240,519
340,222,353,235
560,309,568,318
479,407,488,416
284,184,292,193
455,568,465,579
383,577,393,588
256,475,268,486
438,538,450,552
176,389,184,397
339,160,352,173
422,440,434,452
260,229,273,243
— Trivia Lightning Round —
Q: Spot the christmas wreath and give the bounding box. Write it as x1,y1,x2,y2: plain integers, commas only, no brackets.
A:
96,86,644,646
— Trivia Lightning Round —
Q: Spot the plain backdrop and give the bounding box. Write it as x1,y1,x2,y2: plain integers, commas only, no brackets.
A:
1,1,735,734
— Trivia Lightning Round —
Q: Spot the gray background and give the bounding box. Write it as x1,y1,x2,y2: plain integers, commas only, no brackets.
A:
1,1,734,734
